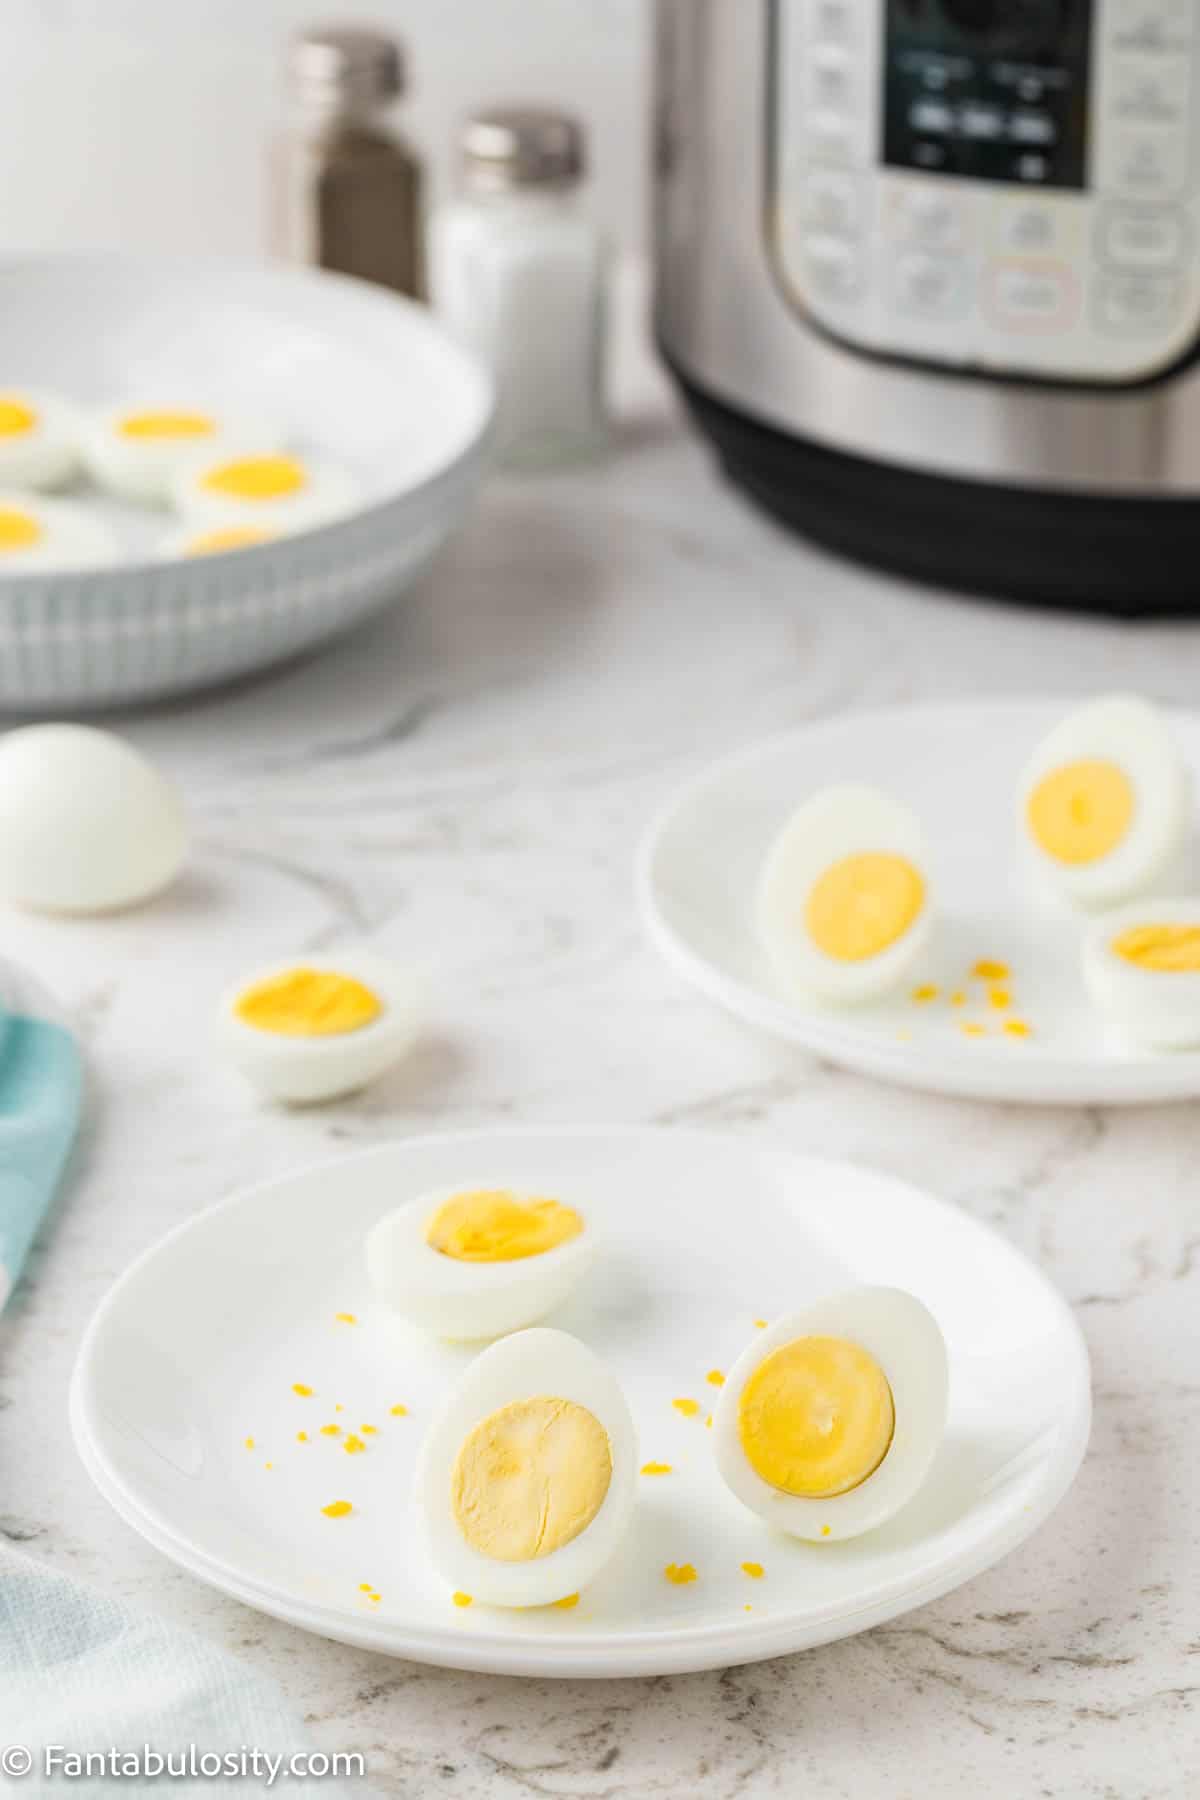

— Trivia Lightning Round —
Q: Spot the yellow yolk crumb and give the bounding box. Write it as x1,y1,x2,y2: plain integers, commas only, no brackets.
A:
705,1414,713,1429
554,1594,580,1610
821,1525,832,1537
451,1397,612,1563
911,984,939,1003
390,1404,408,1417
951,990,967,1006
640,1462,672,1476
335,1314,357,1326
358,1583,373,1593
425,1190,583,1263
960,1022,987,1037
0,399,37,436
1027,760,1133,866
202,453,307,501
292,1383,313,1397
672,1398,701,1419
706,1370,725,1388
335,1404,344,1412
321,1500,352,1518
343,1435,366,1455
185,525,274,556
755,1319,767,1330
664,1563,697,1586
119,410,215,439
236,969,381,1038
0,506,42,552
805,853,925,963
452,1592,473,1608
297,1432,309,1443
243,1437,255,1450
1113,923,1200,972
321,1424,341,1437
972,960,1010,981
738,1335,895,1498
989,988,1012,1010
1004,1019,1033,1038
744,1604,753,1612
741,1562,765,1579
361,1424,377,1435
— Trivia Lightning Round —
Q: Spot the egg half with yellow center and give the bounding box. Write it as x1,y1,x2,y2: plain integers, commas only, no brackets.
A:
366,1185,595,1339
1083,899,1200,1049
416,1328,636,1607
0,389,80,489
756,786,933,1004
713,1288,948,1542
161,524,279,560
0,494,117,572
218,953,418,1103
172,446,358,532
84,403,281,505
1019,695,1189,910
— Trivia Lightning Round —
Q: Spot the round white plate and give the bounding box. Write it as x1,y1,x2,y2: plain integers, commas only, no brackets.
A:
71,1127,1090,1678
639,699,1200,1106
0,254,492,707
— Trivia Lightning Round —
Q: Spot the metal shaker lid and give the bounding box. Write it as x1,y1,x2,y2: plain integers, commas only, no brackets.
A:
287,25,405,111
461,108,587,191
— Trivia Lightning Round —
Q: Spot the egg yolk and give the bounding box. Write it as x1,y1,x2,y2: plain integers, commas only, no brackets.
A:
234,967,382,1036
737,1335,895,1499
805,853,925,962
1112,923,1200,973
0,507,42,552
0,399,36,436
119,410,216,439
1027,759,1134,865
185,526,275,556
201,454,307,502
450,1396,612,1562
425,1191,583,1263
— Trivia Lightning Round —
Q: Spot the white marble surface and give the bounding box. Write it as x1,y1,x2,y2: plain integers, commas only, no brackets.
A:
2,318,1200,1799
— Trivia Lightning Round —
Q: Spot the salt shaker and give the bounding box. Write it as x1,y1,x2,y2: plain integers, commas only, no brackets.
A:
431,108,606,469
271,25,424,300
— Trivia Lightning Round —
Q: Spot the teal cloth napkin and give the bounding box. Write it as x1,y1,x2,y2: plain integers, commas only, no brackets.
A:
0,1546,360,1796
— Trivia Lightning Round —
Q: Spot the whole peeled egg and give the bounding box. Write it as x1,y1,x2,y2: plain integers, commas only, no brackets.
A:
0,724,187,913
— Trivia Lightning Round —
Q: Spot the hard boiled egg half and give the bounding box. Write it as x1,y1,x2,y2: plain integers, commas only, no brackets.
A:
1019,695,1190,911
0,389,80,489
366,1185,595,1339
1083,899,1200,1049
756,786,933,1004
84,403,279,506
713,1288,948,1542
172,447,358,534
218,954,418,1104
0,494,116,572
416,1328,637,1607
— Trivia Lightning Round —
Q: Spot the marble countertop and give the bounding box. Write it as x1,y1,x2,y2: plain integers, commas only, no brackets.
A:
2,308,1198,1800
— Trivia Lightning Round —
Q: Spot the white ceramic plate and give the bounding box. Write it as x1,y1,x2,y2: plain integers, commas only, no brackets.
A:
639,699,1200,1106
71,1127,1090,1678
0,255,492,707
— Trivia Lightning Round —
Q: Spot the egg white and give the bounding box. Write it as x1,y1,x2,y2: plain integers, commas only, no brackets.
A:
366,1184,595,1340
84,402,281,506
171,445,359,533
1083,898,1200,1050
416,1328,637,1607
0,493,117,573
1019,695,1190,911
756,785,933,1005
217,951,419,1104
0,389,81,490
713,1287,949,1543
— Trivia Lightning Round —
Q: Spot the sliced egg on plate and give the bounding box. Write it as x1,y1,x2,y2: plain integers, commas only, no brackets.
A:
713,1288,948,1542
84,403,280,506
172,447,358,533
0,389,80,489
1083,899,1200,1049
1019,695,1190,911
218,954,418,1103
416,1328,637,1607
756,785,933,1004
366,1185,595,1339
161,523,280,559
0,494,117,572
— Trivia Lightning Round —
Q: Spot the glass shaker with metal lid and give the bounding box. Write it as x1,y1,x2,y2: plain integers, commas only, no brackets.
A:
270,24,424,299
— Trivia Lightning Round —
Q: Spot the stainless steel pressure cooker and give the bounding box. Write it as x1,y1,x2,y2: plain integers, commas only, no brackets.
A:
654,0,1200,611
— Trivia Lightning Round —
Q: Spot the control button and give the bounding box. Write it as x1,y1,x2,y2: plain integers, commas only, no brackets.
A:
808,46,853,114
1109,3,1193,55
806,116,857,167
1095,271,1182,334
986,260,1080,332
803,235,864,305
884,182,971,251
1102,124,1189,196
1110,52,1192,125
809,0,854,45
1100,208,1188,270
892,251,970,322
992,197,1082,257
803,169,861,238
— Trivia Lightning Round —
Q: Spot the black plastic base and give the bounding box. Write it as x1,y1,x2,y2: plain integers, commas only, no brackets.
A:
669,356,1200,617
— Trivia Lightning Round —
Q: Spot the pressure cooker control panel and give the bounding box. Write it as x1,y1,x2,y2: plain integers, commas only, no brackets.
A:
771,0,1200,382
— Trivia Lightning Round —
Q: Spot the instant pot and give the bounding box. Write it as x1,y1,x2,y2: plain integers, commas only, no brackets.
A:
654,0,1200,612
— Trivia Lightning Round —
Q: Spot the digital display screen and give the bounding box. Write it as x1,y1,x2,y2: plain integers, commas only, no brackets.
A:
883,0,1093,189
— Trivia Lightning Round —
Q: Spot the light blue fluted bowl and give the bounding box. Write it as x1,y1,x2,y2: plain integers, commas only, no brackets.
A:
0,255,493,710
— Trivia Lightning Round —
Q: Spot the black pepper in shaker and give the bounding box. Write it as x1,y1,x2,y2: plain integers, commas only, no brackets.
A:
270,24,425,300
